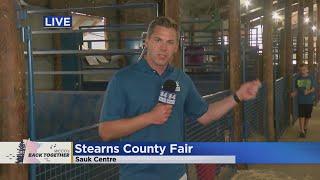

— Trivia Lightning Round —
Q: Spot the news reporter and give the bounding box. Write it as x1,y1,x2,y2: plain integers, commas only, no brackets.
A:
99,16,260,180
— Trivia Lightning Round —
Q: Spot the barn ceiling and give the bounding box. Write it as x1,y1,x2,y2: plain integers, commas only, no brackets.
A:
20,0,317,28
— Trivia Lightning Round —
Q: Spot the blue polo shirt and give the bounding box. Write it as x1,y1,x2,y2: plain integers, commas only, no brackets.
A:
295,74,316,104
100,58,208,180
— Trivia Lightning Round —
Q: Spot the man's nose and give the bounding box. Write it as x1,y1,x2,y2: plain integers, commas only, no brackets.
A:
160,42,167,51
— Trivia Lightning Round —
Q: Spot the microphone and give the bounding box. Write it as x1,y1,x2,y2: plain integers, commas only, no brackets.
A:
158,80,177,105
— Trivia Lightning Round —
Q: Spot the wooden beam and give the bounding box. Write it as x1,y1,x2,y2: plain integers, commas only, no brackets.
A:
279,0,286,77
23,0,49,7
117,0,126,49
316,0,320,104
52,34,63,90
0,0,28,179
165,0,182,69
229,0,242,142
263,0,275,142
249,3,299,28
296,0,305,69
308,0,314,73
49,1,63,90
229,0,247,170
72,16,88,30
221,0,299,22
284,0,294,125
279,29,286,77
277,0,286,77
221,0,266,20
240,2,279,22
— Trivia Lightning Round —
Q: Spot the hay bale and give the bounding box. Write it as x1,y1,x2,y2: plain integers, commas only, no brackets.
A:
231,169,302,180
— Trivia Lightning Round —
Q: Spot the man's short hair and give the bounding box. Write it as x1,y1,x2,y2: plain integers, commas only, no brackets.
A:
147,16,179,40
299,63,307,68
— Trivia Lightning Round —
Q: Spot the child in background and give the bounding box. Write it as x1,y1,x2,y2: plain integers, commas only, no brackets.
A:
291,64,316,138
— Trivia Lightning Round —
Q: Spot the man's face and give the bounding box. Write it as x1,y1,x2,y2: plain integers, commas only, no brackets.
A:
299,66,308,76
145,26,179,67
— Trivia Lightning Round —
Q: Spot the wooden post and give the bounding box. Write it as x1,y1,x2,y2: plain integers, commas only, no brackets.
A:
244,24,249,48
0,0,28,179
52,34,63,90
117,0,125,49
316,0,320,104
276,0,286,77
308,0,314,74
230,0,247,170
279,29,286,77
285,0,293,125
244,9,250,48
49,1,63,90
297,0,305,69
263,0,275,141
117,0,128,69
165,0,182,69
191,23,196,45
229,0,242,142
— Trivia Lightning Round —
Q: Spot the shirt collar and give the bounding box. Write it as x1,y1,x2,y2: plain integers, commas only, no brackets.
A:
137,58,174,75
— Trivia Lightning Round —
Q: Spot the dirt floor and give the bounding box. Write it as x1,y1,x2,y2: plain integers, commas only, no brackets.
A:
231,104,320,180
188,105,320,180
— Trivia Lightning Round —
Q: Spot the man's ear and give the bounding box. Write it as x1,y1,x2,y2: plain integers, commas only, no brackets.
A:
174,43,179,53
144,38,149,49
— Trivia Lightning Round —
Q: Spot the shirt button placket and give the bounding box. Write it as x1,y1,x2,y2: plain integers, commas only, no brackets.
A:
152,70,162,85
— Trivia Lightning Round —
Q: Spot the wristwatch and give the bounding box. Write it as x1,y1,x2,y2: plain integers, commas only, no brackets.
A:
233,93,241,103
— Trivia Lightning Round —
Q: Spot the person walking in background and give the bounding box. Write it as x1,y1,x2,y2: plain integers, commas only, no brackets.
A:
291,63,316,138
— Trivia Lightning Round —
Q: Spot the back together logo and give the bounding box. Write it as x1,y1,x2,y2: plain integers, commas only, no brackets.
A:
23,141,72,164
